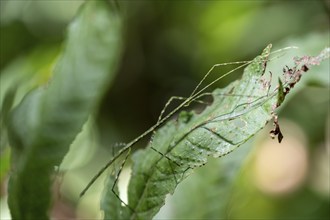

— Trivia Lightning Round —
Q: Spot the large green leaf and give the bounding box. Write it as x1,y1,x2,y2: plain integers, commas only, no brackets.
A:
7,1,122,219
101,45,329,219
126,45,274,220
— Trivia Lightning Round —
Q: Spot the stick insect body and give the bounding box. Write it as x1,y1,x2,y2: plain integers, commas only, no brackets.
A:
80,60,253,197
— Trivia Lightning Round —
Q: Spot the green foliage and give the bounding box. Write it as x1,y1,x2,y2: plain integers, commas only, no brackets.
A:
2,1,329,219
101,45,329,219
125,45,273,219
6,1,122,219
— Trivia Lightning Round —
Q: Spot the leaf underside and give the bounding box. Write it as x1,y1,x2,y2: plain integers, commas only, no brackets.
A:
102,45,277,219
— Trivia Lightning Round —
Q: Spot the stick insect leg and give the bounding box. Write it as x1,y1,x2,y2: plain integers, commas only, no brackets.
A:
158,96,185,123
157,96,201,123
151,146,180,167
150,145,191,187
190,61,251,98
111,147,135,211
157,96,210,123
267,71,272,96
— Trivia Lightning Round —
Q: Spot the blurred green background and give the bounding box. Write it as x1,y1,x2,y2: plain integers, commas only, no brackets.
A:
0,0,329,219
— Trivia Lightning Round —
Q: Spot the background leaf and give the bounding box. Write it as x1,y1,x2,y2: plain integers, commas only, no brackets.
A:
6,1,122,219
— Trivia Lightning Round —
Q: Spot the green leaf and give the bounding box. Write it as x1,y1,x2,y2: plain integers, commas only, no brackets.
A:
99,45,271,219
126,45,273,220
102,45,329,220
6,1,122,219
0,45,59,155
0,45,60,110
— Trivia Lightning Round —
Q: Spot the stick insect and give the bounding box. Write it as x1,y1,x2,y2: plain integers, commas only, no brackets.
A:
80,45,298,213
